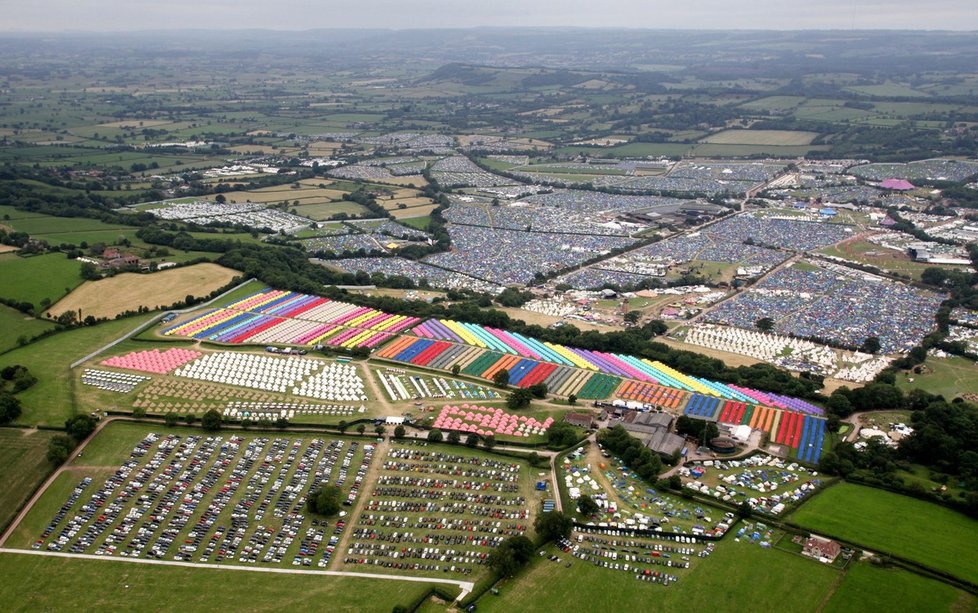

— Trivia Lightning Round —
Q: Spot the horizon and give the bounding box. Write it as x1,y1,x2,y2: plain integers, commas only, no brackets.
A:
4,1,978,33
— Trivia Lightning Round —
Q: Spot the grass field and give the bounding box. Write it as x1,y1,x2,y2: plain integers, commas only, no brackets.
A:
0,253,83,308
48,264,240,320
700,129,819,145
0,313,157,426
791,483,978,584
824,562,976,612
291,201,370,220
0,554,443,612
0,305,55,354
0,429,58,531
476,537,838,613
896,356,978,399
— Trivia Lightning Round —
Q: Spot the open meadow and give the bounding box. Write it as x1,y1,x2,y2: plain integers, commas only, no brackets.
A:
0,253,83,308
476,537,838,613
790,483,978,584
0,553,444,612
0,313,157,426
0,305,55,353
823,561,976,613
0,428,59,531
896,356,978,399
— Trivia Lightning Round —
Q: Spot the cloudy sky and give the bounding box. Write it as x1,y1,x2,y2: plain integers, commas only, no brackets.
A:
4,0,978,31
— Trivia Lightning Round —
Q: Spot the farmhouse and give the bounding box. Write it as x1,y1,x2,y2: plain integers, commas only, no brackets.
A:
564,412,596,429
802,536,841,563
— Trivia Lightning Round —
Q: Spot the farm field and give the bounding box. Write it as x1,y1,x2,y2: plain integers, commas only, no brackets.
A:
0,313,157,426
476,537,837,613
0,429,59,532
290,201,370,220
48,263,240,321
700,130,819,145
896,356,978,399
0,305,55,353
790,483,978,584
0,554,442,612
0,252,83,308
824,561,976,613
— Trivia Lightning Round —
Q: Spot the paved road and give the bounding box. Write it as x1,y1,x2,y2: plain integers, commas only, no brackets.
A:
0,549,473,599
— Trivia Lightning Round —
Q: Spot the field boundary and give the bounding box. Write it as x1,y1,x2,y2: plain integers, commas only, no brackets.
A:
0,549,473,598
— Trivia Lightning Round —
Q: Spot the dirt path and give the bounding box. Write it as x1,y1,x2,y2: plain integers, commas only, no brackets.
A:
330,436,391,570
359,363,395,414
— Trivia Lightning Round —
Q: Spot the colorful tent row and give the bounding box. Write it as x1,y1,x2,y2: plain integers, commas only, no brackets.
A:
411,318,821,415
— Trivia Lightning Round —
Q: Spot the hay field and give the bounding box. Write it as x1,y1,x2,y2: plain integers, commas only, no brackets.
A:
389,204,438,219
50,263,240,320
700,129,819,145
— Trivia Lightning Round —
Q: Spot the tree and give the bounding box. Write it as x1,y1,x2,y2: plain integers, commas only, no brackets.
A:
507,388,533,410
483,434,496,450
528,451,544,467
307,485,342,516
201,409,222,431
568,394,577,406
534,511,573,542
46,434,75,465
375,424,386,436
451,364,461,376
65,414,97,441
132,407,146,420
80,262,101,281
577,494,600,516
275,417,289,430
547,422,580,449
529,382,548,399
624,310,641,325
860,336,881,354
486,535,534,577
493,369,510,388
338,420,348,433
737,500,753,519
427,429,444,443
755,317,775,332
215,194,227,204
0,392,23,425
356,424,366,436
447,430,461,445
465,433,479,447
394,425,406,439
164,412,179,427
184,413,197,425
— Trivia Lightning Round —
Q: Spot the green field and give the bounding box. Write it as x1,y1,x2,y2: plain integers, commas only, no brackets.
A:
476,537,838,613
0,305,55,353
0,554,444,612
0,253,83,308
896,356,978,399
791,483,978,584
824,562,976,613
0,313,157,426
0,429,58,531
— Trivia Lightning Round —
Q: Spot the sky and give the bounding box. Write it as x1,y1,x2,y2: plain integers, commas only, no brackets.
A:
3,0,978,32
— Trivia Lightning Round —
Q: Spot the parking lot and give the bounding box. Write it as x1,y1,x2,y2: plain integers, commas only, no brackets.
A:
19,424,374,571
340,441,540,579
